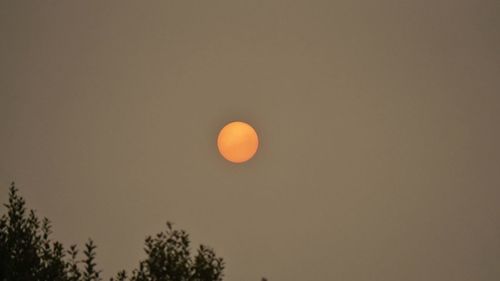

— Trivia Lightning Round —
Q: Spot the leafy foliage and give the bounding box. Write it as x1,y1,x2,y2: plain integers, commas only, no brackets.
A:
0,182,73,281
125,222,224,281
0,183,234,281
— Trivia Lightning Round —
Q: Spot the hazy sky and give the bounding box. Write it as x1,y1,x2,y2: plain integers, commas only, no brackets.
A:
1,1,500,280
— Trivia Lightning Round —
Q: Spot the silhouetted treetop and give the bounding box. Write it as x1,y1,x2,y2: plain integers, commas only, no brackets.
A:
0,182,239,281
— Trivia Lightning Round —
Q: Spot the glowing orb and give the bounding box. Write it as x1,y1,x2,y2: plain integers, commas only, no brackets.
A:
217,121,259,163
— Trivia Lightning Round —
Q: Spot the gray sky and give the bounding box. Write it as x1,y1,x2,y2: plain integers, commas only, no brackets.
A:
1,1,500,280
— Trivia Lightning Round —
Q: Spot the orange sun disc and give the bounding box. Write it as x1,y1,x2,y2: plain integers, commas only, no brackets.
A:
217,121,259,163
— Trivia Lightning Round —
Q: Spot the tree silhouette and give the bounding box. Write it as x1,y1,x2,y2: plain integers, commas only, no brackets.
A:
67,245,82,281
0,182,252,281
0,182,68,281
82,240,101,281
123,222,224,281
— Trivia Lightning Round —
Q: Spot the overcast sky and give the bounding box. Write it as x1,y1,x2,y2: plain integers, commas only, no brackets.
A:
1,1,500,280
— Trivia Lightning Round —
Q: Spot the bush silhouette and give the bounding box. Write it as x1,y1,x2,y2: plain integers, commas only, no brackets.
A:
0,182,226,281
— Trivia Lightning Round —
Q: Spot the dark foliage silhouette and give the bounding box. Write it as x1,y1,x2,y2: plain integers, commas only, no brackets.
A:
0,182,233,281
117,222,224,281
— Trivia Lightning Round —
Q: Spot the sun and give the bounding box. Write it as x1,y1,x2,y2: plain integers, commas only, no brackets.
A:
217,121,259,163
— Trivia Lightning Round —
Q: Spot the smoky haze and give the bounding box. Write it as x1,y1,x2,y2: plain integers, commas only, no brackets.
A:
1,1,500,280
